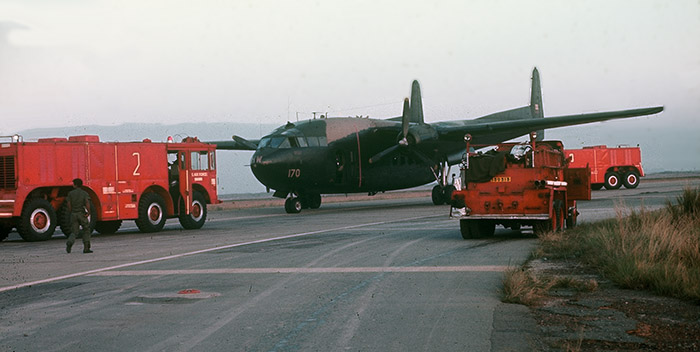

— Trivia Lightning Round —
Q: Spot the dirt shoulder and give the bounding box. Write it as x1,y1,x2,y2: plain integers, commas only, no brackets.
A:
526,258,700,351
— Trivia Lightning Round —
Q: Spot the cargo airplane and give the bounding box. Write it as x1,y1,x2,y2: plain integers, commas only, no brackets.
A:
215,68,663,213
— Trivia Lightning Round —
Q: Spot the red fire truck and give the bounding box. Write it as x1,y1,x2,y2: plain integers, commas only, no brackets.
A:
450,133,590,239
564,145,643,190
0,135,219,242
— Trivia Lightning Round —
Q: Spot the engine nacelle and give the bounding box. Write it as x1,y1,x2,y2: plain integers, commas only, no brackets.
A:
406,124,438,145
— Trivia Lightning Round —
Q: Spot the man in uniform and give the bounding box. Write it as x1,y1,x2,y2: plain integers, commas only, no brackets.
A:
65,178,93,253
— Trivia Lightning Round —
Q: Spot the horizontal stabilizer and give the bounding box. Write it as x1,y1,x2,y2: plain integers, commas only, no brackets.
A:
211,135,259,150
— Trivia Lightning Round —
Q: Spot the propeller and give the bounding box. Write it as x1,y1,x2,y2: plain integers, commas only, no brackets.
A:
369,98,410,164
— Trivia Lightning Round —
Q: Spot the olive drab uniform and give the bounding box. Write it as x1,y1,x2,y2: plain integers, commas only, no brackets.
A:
66,187,92,253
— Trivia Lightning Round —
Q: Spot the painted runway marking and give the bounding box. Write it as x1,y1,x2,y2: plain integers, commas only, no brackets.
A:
90,266,508,276
0,215,441,293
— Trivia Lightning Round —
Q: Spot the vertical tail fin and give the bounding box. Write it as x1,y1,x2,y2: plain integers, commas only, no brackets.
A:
530,67,544,140
410,80,425,124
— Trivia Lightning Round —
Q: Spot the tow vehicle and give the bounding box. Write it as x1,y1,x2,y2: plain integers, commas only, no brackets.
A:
450,133,590,239
0,135,219,242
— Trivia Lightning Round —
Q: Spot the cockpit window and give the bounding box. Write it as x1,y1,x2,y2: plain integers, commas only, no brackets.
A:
258,135,323,149
306,137,327,147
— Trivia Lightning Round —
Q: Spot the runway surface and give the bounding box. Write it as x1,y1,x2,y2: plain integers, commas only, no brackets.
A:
1,176,698,351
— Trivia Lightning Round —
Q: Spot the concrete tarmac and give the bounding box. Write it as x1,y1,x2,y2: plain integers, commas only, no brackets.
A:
0,176,698,351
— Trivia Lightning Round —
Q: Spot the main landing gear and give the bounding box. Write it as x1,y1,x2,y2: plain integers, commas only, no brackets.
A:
284,193,322,214
430,161,456,205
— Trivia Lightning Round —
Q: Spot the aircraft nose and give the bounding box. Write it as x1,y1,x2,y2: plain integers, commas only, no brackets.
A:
250,151,289,188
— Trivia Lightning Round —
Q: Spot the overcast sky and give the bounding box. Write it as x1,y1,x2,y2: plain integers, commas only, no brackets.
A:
1,0,699,171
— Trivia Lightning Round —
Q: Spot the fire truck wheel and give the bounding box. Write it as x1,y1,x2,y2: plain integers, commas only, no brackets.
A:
95,220,122,234
432,185,445,205
18,198,57,241
0,223,11,241
59,201,97,238
285,197,302,214
591,184,603,191
136,193,167,233
623,171,640,189
604,172,622,190
480,221,496,237
460,220,494,239
179,191,207,229
460,220,474,239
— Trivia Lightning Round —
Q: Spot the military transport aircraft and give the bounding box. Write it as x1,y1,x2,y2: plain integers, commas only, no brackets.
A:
214,68,663,213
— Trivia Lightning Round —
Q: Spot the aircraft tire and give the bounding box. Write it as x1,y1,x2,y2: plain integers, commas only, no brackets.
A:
431,185,445,205
442,185,456,204
308,194,322,209
285,197,302,214
623,171,640,189
604,172,622,190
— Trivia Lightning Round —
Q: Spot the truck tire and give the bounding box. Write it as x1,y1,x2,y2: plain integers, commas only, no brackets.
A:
623,171,640,189
95,220,122,234
460,219,474,239
59,201,97,238
460,220,494,239
135,193,167,233
18,198,57,241
0,223,12,241
566,204,578,229
591,184,603,191
179,191,207,230
604,172,622,190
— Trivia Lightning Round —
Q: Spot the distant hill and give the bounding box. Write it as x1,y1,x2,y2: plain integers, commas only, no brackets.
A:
17,122,277,195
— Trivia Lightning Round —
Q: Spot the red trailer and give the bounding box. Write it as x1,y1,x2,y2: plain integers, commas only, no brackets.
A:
0,135,219,242
450,134,590,239
564,145,643,190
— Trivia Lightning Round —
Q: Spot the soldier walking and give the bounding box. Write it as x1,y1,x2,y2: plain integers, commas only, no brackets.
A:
65,178,93,253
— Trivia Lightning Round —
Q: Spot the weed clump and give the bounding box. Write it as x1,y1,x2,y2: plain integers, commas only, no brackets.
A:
542,187,700,301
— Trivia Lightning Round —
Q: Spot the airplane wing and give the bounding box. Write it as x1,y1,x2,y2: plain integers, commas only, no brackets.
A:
210,135,259,150
434,106,663,144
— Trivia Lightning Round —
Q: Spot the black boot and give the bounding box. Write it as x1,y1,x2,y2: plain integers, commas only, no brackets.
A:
66,242,73,253
83,242,93,253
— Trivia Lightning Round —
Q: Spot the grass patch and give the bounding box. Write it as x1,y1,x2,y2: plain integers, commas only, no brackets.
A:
504,187,700,303
501,266,598,305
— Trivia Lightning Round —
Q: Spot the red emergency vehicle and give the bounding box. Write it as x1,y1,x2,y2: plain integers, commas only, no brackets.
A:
564,145,643,190
450,133,590,239
0,135,219,242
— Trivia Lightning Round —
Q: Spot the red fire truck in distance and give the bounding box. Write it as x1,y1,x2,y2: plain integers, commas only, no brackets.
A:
0,135,219,242
564,145,643,190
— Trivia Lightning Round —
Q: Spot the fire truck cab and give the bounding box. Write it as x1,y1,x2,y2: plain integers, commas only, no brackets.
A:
0,135,219,242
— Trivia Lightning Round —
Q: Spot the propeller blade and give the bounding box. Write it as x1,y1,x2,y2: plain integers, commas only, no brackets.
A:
368,144,400,164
